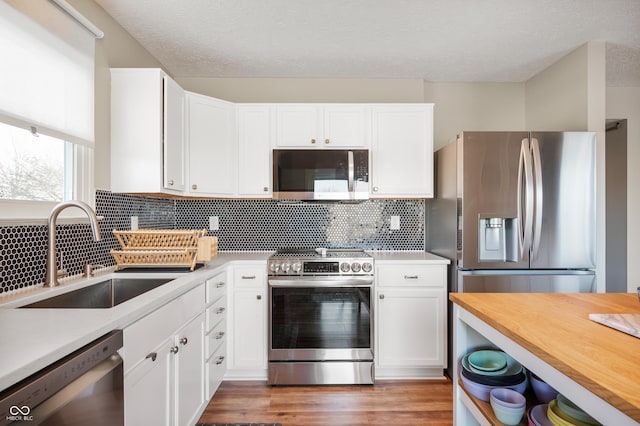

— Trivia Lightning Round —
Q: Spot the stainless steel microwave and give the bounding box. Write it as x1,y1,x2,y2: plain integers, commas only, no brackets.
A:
272,149,369,201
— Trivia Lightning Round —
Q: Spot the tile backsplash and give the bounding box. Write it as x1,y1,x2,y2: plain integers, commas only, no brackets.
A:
0,191,425,294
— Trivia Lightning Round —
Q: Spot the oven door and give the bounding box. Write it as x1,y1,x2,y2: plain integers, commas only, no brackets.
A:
268,276,374,362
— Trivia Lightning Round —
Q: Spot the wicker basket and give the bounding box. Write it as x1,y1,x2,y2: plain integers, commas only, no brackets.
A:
111,229,208,270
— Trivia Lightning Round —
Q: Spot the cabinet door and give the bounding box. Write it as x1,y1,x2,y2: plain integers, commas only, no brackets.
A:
275,105,320,147
376,288,446,368
232,289,266,370
110,68,166,194
174,314,205,426
371,105,434,198
237,105,272,197
187,93,237,196
124,339,171,426
322,105,368,147
163,76,186,192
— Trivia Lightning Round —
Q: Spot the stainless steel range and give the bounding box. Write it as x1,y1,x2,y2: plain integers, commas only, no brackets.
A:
267,248,374,385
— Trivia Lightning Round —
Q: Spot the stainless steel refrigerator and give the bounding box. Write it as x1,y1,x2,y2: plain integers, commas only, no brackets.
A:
428,131,597,294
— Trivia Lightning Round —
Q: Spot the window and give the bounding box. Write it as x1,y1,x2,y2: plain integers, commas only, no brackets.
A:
0,0,101,222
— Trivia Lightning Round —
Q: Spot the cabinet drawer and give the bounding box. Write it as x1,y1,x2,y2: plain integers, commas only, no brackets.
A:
206,271,227,305
376,264,446,287
123,284,205,372
234,266,266,289
205,296,227,332
206,342,227,400
206,318,226,359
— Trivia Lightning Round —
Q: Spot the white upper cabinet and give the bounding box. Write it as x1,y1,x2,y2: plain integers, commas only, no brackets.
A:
275,104,369,148
186,92,237,197
237,105,272,197
163,77,186,192
370,104,434,198
111,68,185,194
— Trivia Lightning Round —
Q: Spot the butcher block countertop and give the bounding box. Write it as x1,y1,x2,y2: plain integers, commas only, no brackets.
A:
450,293,640,423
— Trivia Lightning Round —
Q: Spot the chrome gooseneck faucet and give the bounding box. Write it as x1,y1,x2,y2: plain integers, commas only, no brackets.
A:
45,201,101,287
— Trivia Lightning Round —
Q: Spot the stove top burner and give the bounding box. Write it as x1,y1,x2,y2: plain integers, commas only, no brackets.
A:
271,248,371,259
268,248,373,276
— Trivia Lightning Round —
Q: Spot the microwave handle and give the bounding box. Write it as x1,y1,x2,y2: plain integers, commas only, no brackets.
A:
348,151,355,193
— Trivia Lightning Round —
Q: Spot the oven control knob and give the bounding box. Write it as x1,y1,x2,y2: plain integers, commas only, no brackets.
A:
292,262,302,273
281,263,291,273
351,262,362,273
269,262,280,273
362,262,373,273
340,262,351,273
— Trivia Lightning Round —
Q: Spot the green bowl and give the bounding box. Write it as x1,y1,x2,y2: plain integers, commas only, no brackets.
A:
468,350,508,372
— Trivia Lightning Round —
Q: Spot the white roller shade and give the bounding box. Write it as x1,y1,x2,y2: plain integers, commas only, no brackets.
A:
0,0,97,146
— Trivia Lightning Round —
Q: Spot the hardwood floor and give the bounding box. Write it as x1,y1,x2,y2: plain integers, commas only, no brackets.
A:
198,379,453,425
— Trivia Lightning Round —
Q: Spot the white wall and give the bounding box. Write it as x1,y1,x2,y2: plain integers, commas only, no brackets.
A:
607,87,640,292
424,82,525,149
177,77,425,103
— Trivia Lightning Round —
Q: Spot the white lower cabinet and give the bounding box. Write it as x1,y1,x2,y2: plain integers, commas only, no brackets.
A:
227,263,268,379
174,314,205,426
123,284,205,426
375,263,447,378
124,336,172,426
204,271,228,398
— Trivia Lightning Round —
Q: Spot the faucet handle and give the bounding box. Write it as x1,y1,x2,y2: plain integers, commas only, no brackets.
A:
84,264,105,278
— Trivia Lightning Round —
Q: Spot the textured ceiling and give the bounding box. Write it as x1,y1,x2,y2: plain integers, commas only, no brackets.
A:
95,0,640,86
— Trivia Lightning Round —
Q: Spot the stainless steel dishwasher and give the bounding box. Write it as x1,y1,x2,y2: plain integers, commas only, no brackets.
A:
0,330,123,426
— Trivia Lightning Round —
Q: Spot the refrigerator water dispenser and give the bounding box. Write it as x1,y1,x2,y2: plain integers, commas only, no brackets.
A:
478,217,518,262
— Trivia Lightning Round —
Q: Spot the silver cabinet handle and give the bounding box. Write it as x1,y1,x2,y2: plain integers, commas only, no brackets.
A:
215,282,225,288
215,356,225,365
257,294,262,300
215,331,225,340
311,139,316,144
215,307,226,314
379,294,385,300
168,179,174,186
373,187,379,192
324,139,330,144
241,275,256,280
404,275,419,279
145,352,157,362
192,184,198,190
170,346,179,354
179,337,188,345
263,186,269,192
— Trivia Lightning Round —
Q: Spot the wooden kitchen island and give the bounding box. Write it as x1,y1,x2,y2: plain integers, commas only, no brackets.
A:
450,293,640,426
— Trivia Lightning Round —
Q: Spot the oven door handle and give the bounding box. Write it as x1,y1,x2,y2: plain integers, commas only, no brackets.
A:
268,278,373,287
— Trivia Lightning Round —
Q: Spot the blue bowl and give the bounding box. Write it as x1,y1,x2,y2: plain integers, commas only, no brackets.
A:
468,350,508,372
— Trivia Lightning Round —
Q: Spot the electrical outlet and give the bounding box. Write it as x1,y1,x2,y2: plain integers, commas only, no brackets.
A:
130,216,139,231
390,216,400,230
209,216,219,231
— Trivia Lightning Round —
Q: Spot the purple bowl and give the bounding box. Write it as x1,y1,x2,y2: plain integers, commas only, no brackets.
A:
530,373,559,404
490,388,526,409
530,404,553,426
460,368,528,402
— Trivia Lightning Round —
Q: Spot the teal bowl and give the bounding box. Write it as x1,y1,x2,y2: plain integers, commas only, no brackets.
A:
468,350,508,372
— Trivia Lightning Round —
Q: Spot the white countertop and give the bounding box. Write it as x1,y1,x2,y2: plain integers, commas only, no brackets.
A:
0,250,447,391
0,252,271,391
369,251,450,264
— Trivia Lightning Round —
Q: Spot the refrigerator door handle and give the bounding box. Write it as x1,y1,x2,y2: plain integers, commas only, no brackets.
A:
530,138,543,260
517,138,534,259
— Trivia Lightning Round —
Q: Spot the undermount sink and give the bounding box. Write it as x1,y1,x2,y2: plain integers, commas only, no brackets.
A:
21,278,174,309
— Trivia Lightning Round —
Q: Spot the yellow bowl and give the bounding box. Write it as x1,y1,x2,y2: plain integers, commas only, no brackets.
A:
548,399,597,426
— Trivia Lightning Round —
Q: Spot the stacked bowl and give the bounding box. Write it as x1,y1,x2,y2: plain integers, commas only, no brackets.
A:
546,394,601,426
490,388,527,425
459,349,527,402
